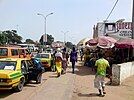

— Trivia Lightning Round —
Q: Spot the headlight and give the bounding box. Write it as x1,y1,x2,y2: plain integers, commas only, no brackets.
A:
0,79,7,82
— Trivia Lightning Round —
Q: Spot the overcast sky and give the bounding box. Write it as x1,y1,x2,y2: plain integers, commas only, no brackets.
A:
0,0,132,44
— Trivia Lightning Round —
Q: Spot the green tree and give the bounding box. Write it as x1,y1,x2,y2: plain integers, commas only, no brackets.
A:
2,30,22,44
39,34,54,45
25,39,35,44
0,32,7,45
65,42,74,49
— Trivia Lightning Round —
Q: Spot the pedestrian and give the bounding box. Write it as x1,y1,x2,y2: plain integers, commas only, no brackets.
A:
70,47,77,73
90,53,96,71
31,58,44,73
62,48,68,73
94,52,110,97
51,50,57,72
55,48,63,77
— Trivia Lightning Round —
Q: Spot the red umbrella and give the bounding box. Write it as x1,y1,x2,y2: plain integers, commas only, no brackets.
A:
87,39,98,46
115,38,134,48
87,36,117,48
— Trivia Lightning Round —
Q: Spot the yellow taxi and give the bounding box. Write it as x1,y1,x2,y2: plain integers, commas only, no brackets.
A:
0,58,42,92
35,53,54,70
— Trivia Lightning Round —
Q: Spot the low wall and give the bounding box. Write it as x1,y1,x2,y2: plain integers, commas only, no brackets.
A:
112,61,134,85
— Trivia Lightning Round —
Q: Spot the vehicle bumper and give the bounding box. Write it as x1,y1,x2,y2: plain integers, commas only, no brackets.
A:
0,82,19,90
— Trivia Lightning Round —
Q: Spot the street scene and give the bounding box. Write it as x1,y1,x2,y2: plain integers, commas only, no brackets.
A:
1,60,134,100
0,0,134,100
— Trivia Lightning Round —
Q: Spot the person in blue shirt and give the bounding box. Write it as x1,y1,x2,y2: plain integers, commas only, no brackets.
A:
70,47,77,73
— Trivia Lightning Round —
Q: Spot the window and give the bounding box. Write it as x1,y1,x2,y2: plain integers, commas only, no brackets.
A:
19,49,25,55
0,61,16,70
21,60,28,74
105,23,116,32
35,54,49,58
41,54,49,58
26,60,34,69
0,48,8,56
11,49,19,56
107,25,113,31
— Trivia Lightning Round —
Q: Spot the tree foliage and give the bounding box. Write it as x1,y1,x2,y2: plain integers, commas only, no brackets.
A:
25,39,35,44
65,42,74,49
39,34,54,45
0,30,22,45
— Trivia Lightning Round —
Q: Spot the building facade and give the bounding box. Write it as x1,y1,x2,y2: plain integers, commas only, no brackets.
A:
93,20,132,39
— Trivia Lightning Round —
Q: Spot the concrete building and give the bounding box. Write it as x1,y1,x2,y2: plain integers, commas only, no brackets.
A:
93,20,132,39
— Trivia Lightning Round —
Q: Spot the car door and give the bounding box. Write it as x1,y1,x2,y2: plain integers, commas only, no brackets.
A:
25,60,36,80
21,60,29,81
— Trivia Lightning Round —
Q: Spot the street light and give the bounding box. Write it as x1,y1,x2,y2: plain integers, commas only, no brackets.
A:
61,31,69,43
37,12,53,48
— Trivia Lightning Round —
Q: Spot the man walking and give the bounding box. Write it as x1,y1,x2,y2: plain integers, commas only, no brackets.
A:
94,52,110,97
70,47,77,73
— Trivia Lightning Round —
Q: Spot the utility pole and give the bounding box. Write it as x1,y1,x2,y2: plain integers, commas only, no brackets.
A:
132,0,134,57
61,31,69,44
132,0,134,39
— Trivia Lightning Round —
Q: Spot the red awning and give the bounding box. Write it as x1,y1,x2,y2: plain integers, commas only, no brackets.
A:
115,38,134,48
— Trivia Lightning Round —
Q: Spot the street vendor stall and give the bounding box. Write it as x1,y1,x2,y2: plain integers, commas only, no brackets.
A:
114,38,134,63
87,36,117,48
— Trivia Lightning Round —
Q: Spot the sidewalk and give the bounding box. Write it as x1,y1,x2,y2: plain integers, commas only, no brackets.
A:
72,61,134,100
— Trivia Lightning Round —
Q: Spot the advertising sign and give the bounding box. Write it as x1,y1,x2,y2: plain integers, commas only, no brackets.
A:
43,34,47,42
116,22,132,38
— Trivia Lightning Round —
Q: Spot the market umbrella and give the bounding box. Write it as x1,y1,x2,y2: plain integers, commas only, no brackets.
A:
115,38,134,48
87,39,98,46
87,36,117,48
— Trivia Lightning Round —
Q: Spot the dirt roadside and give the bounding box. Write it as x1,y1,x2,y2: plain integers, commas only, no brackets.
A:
71,61,134,100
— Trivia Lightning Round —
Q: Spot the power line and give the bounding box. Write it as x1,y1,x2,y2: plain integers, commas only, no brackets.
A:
98,0,119,30
105,0,119,21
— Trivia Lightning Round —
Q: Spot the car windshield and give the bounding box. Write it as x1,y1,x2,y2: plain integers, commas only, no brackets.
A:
0,61,16,70
36,54,49,58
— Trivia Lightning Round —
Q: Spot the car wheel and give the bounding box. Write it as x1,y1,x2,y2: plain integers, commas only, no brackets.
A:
36,74,42,84
14,78,25,92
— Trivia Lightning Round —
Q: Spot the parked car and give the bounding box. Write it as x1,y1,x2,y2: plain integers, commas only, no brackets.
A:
35,53,54,71
0,46,31,59
0,58,43,92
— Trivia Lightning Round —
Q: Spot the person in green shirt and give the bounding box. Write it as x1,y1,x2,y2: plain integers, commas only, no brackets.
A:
94,52,110,97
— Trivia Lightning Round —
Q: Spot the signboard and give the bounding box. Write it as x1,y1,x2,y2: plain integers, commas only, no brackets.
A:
116,22,132,38
43,34,47,42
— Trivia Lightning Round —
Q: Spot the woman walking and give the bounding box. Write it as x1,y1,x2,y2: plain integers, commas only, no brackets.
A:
55,49,63,77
